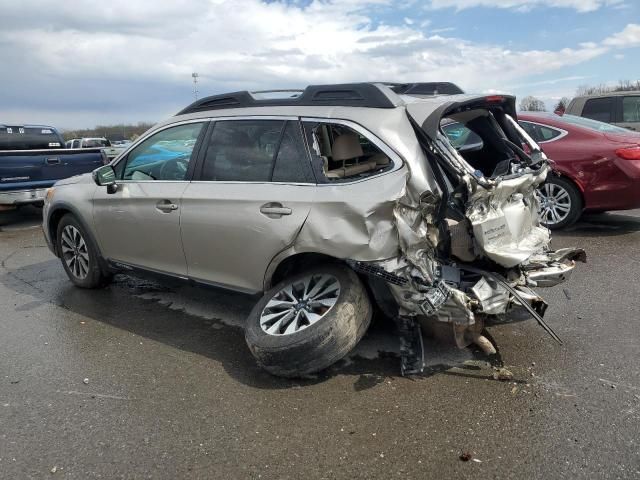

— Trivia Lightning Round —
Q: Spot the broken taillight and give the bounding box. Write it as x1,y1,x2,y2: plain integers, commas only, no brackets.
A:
615,146,640,160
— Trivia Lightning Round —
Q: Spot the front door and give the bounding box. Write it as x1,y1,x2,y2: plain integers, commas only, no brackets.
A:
181,119,315,292
93,121,206,276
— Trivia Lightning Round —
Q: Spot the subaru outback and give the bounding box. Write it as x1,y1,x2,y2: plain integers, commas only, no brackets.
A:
42,83,585,377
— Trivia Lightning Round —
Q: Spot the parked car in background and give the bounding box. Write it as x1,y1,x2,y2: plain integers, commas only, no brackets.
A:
43,83,584,378
66,137,126,160
0,124,106,209
566,91,640,131
518,113,640,228
443,112,640,228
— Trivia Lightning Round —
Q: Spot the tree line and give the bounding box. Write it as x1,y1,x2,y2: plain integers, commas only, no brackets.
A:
62,122,155,142
519,79,639,112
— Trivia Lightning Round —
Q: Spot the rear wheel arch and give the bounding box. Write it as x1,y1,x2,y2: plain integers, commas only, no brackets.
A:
266,251,398,320
267,252,344,290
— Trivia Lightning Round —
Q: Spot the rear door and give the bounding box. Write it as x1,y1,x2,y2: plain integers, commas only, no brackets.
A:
180,118,315,292
93,121,207,275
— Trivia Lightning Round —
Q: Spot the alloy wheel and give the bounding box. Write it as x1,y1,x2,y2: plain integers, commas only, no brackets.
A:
538,182,572,226
260,274,341,336
60,225,90,280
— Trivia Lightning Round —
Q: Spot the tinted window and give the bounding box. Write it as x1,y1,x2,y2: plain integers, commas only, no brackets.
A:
0,126,64,150
518,121,562,142
441,123,484,149
582,97,613,122
272,122,314,183
622,96,640,123
121,122,204,181
202,120,282,182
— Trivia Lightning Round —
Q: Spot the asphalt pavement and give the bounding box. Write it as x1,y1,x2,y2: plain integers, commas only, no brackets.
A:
1,206,639,479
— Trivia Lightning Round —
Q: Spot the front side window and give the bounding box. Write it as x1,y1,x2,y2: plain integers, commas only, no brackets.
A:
302,121,393,182
120,122,204,181
622,96,640,123
518,121,562,143
200,120,313,183
582,97,613,123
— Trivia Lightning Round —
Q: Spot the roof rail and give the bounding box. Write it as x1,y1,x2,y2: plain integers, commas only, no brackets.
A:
176,83,398,115
386,82,464,96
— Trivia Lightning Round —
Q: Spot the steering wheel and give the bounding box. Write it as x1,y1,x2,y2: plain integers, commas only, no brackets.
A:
159,156,188,180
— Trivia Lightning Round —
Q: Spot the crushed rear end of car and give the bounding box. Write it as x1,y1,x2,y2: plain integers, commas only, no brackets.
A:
362,94,586,373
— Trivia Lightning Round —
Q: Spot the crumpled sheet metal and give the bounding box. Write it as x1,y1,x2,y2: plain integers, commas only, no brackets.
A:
294,170,408,261
466,166,550,268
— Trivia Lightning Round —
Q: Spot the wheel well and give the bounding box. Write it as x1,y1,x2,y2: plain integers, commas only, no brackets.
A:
48,208,72,255
268,253,343,288
268,253,398,319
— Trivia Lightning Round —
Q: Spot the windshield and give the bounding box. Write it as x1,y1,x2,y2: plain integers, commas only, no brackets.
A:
559,114,630,133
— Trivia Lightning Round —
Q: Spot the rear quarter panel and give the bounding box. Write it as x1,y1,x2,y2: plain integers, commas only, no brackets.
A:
541,129,638,210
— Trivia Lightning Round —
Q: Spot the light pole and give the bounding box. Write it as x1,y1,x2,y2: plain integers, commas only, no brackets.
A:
192,72,199,101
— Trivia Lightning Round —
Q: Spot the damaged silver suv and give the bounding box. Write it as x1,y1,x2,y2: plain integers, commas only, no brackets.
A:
42,83,585,377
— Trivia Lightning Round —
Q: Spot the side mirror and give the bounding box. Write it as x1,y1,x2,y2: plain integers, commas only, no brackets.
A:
92,165,118,194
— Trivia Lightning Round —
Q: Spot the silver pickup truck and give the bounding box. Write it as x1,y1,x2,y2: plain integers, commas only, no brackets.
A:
65,137,127,160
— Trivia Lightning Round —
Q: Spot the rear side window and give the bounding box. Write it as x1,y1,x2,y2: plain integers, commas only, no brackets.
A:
0,126,63,150
302,121,393,182
582,97,613,122
622,96,640,123
201,120,313,183
518,121,563,143
272,122,314,183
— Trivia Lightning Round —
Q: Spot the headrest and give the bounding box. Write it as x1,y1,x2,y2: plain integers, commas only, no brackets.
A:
332,133,363,161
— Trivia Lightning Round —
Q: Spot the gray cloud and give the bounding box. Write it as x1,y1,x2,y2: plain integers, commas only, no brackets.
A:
0,0,634,128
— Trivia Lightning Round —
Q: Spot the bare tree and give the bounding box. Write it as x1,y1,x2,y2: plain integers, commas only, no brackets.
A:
519,96,546,112
576,80,640,96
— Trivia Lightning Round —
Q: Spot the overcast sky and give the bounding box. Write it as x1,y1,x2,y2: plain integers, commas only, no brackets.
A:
1,0,638,129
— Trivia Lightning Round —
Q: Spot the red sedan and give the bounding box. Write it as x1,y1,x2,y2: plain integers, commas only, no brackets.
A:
518,112,640,228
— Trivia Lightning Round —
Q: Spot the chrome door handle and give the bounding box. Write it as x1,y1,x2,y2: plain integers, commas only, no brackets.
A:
260,203,292,217
156,201,179,212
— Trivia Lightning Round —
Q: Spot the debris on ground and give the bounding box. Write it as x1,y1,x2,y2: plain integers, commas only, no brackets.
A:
563,288,571,300
459,451,473,461
50,466,57,473
82,378,89,385
492,367,514,381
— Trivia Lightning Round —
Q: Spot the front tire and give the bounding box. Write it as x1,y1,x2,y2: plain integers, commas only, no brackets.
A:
245,264,372,378
56,214,111,288
538,176,583,229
